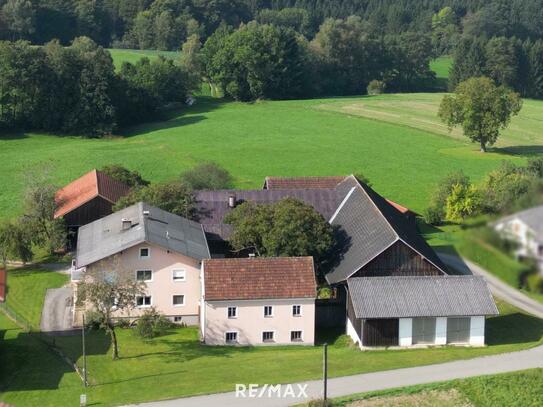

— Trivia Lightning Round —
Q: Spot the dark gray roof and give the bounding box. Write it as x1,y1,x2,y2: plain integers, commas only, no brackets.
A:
496,205,543,239
195,189,343,240
347,276,498,318
325,179,447,284
76,202,210,267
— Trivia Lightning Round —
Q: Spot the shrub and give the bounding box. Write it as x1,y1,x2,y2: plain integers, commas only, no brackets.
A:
445,183,481,221
100,164,149,188
367,79,386,95
116,318,131,328
526,157,543,178
134,307,175,339
423,205,443,225
180,162,233,190
526,273,543,294
85,311,103,330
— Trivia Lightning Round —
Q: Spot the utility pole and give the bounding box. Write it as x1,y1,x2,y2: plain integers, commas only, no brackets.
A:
82,314,87,387
323,342,328,403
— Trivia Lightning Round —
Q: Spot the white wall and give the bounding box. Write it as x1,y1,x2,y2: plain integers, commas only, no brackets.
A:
347,317,361,347
399,318,412,346
435,317,447,345
204,298,315,346
469,316,485,346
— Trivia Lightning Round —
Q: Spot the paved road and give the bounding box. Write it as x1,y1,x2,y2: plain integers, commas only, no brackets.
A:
40,287,75,335
129,344,543,407
128,253,543,407
438,252,543,319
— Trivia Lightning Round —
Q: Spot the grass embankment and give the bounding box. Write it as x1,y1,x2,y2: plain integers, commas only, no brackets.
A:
324,368,543,407
1,93,536,220
3,267,69,328
1,297,541,407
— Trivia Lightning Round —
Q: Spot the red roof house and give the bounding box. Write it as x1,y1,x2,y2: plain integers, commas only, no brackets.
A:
55,169,131,229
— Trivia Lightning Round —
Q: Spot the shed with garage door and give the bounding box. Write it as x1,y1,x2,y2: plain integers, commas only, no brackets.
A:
346,276,499,348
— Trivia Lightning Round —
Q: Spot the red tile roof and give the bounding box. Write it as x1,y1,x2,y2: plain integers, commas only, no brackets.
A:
386,199,413,215
0,269,6,302
54,170,131,219
203,257,317,301
263,176,346,190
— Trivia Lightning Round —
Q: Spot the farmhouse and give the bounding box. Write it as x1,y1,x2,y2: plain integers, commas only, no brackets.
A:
73,202,210,325
55,169,131,233
70,174,496,349
201,257,316,346
494,205,543,272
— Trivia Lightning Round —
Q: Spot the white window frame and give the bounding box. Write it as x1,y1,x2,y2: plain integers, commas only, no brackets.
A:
225,331,238,344
262,330,275,343
135,269,153,282
136,295,152,308
172,295,185,307
172,269,186,282
264,305,273,318
227,306,237,319
290,330,303,342
139,247,151,259
292,304,302,317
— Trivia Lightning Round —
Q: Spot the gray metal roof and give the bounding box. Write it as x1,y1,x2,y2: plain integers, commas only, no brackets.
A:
347,276,498,319
76,202,210,267
195,189,343,240
496,205,543,240
325,179,447,284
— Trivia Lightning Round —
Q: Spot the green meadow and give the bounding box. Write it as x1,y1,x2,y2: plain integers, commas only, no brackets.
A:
1,92,539,220
107,48,180,70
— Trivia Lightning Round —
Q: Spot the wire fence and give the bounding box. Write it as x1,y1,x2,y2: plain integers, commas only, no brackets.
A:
0,301,35,332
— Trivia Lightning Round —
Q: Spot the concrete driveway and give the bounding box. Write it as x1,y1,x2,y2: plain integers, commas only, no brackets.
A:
40,287,76,335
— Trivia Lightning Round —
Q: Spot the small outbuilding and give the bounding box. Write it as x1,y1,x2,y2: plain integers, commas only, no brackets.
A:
346,276,499,348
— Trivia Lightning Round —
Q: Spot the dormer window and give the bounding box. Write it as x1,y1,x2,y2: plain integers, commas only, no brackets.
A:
139,247,150,259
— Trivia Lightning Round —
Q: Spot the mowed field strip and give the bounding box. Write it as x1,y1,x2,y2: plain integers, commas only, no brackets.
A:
316,93,543,149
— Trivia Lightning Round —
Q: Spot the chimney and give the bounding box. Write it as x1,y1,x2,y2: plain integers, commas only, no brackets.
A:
228,194,236,208
121,218,132,230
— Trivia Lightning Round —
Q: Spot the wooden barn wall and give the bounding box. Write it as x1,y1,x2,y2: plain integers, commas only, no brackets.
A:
362,319,399,347
63,197,113,228
353,241,442,277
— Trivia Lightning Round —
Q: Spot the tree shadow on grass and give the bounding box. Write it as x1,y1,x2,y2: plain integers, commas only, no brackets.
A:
486,312,543,345
490,145,543,157
0,130,27,140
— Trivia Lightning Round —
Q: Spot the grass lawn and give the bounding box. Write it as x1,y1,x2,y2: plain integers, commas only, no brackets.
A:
325,368,543,407
4,267,69,328
0,94,534,221
1,298,541,407
107,48,180,71
430,56,452,90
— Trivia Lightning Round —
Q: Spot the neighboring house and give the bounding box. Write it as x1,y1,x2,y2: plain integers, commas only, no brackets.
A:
201,257,316,346
73,202,210,325
0,269,6,303
346,276,498,348
55,169,131,234
494,205,543,272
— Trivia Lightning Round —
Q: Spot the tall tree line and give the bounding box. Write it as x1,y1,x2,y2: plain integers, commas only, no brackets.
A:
1,1,542,51
0,38,194,136
450,36,543,99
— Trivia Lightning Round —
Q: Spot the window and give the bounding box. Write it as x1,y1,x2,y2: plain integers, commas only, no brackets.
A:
228,306,237,318
262,331,274,342
136,270,152,282
225,332,238,343
292,305,301,316
264,306,273,317
136,296,151,307
174,316,183,322
172,269,186,281
291,331,303,342
173,295,185,306
139,247,150,258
